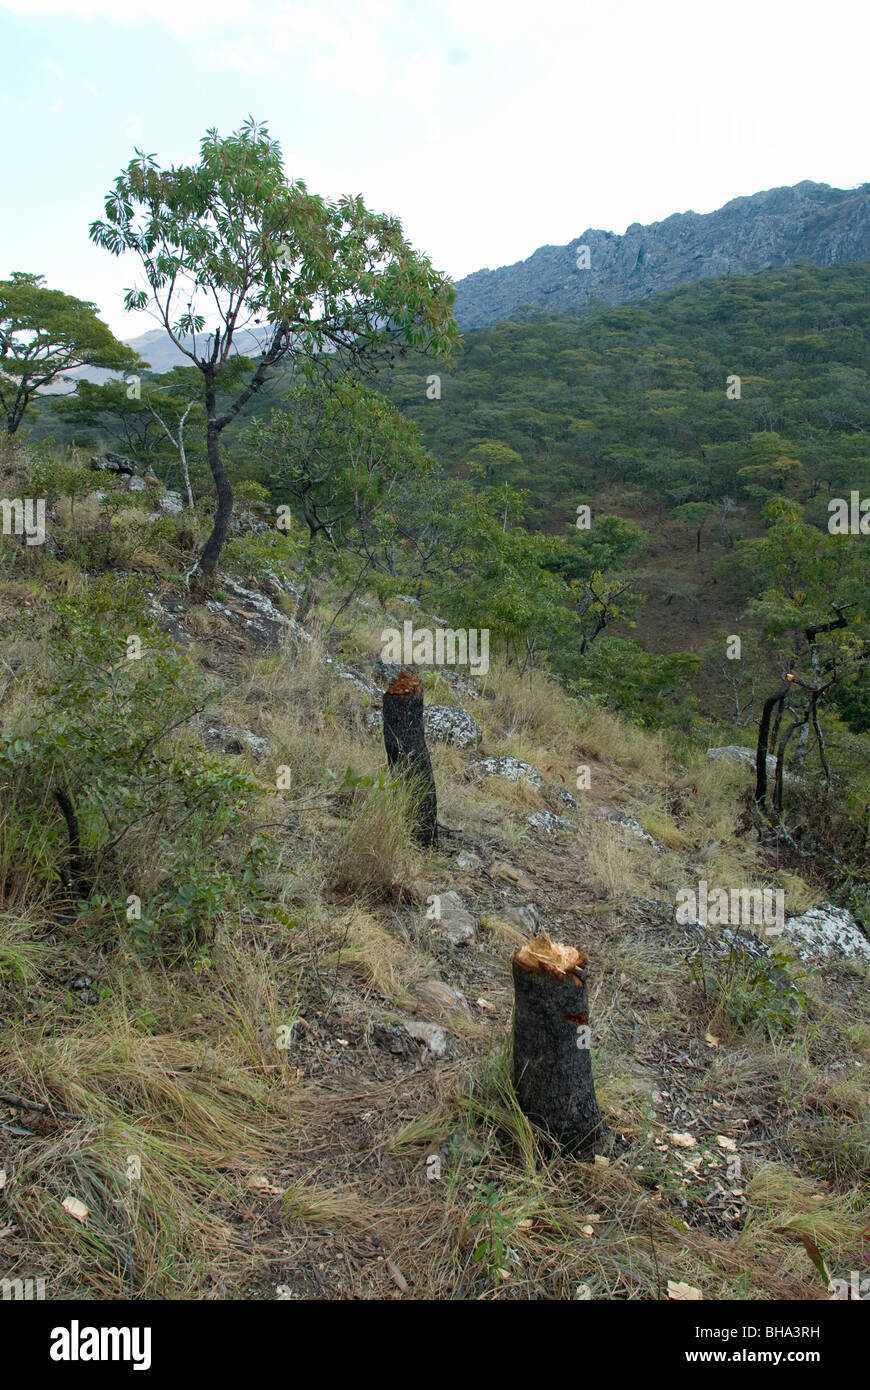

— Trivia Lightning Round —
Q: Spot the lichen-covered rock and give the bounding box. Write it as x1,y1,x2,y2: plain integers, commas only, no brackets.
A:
609,812,664,853
423,706,481,748
708,745,777,775
470,756,543,789
156,490,184,516
207,576,290,649
431,890,477,947
373,657,401,687
707,745,804,787
365,704,481,747
204,723,270,759
783,905,870,961
527,810,575,834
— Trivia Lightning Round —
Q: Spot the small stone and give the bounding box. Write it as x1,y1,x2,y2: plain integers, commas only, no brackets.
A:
412,979,470,1014
405,1021,449,1057
501,903,540,934
455,850,482,871
433,890,476,946
490,861,535,894
440,1128,484,1166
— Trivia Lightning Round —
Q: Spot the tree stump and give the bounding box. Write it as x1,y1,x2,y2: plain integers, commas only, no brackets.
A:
512,932,603,1157
383,669,438,848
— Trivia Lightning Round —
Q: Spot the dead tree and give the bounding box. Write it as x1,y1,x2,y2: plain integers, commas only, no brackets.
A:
54,786,90,897
755,681,791,811
382,669,438,847
512,932,603,1157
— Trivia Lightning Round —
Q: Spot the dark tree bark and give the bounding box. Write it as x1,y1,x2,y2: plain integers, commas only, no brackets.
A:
382,669,437,847
195,368,233,584
755,682,791,810
512,932,603,1158
54,787,90,897
773,709,808,817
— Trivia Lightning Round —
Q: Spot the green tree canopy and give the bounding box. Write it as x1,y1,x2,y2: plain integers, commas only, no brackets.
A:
90,117,459,581
0,272,140,434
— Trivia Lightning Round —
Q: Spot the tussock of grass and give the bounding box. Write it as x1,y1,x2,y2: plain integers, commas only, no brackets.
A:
0,1006,289,1297
575,818,650,900
575,708,672,781
321,908,425,1002
330,780,424,900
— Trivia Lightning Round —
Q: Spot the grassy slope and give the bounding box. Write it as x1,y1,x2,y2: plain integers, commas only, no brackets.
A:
0,468,867,1301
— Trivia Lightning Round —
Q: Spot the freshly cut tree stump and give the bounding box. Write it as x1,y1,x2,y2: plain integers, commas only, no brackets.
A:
383,669,438,848
512,931,603,1157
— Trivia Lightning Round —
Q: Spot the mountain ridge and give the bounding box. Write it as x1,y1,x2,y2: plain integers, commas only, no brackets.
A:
452,179,870,329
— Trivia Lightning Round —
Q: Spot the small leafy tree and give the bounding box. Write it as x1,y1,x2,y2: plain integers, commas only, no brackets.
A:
54,364,206,507
0,272,140,434
749,499,870,816
90,118,458,583
256,374,435,544
0,579,262,948
672,500,719,553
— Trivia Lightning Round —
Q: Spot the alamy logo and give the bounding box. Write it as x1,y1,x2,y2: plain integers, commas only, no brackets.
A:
675,879,784,936
828,491,870,534
1,1276,46,1300
381,621,489,676
828,1271,870,1299
50,1321,152,1370
0,497,46,546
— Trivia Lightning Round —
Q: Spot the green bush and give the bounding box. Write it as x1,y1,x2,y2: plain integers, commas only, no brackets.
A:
0,579,269,951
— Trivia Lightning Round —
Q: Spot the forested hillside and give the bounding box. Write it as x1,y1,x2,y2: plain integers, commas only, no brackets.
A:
2,123,868,1312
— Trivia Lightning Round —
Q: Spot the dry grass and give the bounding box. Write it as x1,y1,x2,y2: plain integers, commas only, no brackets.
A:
575,707,672,782
575,818,652,900
479,664,577,745
330,780,425,900
321,908,426,1004
2,542,868,1303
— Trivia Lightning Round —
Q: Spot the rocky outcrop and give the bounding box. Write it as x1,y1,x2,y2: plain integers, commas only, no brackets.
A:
454,181,870,329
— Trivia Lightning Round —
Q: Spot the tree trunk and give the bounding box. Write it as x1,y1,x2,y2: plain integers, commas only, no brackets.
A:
512,932,603,1158
755,683,790,809
382,669,437,848
195,372,233,582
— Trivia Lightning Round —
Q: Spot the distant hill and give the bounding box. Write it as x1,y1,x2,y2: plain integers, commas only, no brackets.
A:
122,326,270,373
47,179,870,390
453,180,870,329
45,325,271,392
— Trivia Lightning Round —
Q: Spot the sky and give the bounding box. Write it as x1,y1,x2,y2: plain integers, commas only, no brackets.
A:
1,0,868,339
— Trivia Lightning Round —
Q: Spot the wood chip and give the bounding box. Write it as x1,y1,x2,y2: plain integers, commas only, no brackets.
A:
668,1280,703,1300
716,1135,737,1152
248,1175,284,1196
670,1131,697,1148
61,1196,89,1223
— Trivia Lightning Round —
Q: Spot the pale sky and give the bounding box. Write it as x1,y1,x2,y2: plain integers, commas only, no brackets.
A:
1,0,868,338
